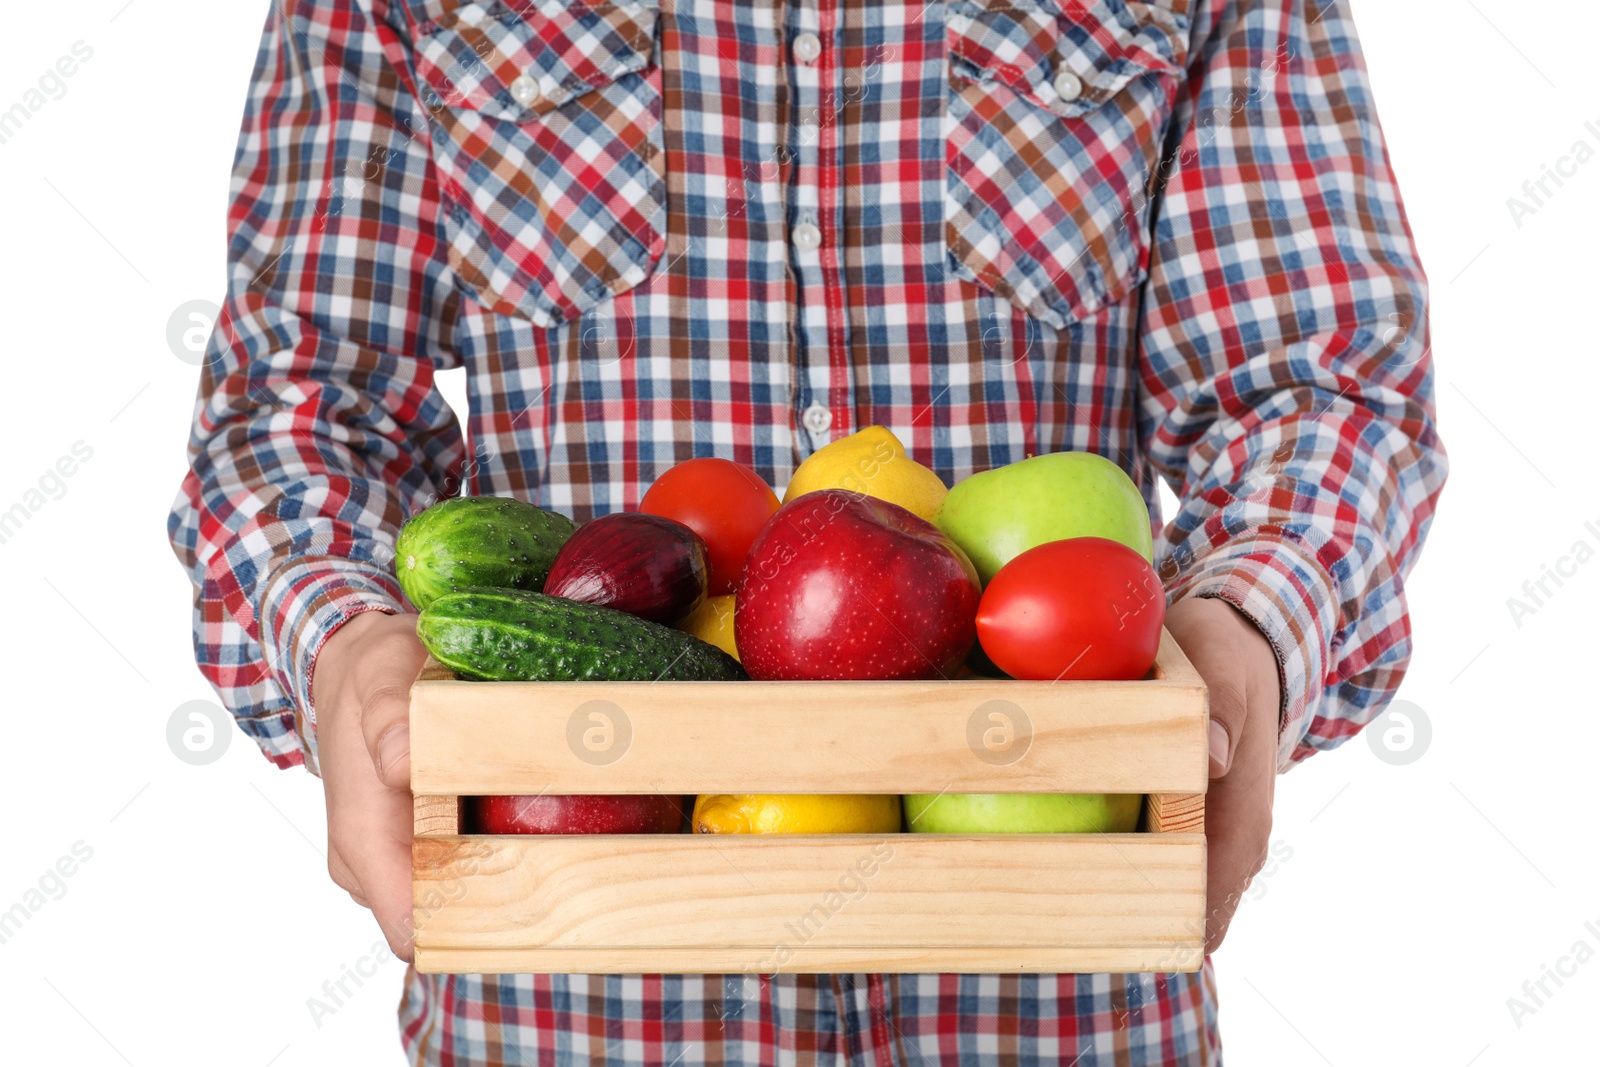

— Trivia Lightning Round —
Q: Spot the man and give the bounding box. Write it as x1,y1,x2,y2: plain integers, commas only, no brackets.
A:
169,0,1446,1061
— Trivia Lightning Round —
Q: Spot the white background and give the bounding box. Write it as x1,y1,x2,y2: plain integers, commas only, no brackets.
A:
1,1,1595,1064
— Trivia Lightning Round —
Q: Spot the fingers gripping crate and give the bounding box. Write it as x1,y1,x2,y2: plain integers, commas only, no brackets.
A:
410,629,1208,975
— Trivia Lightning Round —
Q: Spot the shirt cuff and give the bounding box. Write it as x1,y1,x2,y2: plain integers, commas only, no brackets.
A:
1163,531,1340,771
257,556,407,770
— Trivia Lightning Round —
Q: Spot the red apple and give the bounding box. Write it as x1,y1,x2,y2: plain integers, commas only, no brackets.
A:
735,489,981,680
468,795,685,835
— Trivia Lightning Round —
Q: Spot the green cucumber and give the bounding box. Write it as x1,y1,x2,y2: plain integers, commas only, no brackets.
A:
417,588,747,682
395,496,576,610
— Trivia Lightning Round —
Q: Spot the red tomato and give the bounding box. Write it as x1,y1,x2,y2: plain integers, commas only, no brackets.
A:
976,537,1164,681
640,458,781,595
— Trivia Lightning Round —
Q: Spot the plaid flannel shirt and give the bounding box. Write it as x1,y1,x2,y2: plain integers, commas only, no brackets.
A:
168,0,1446,1061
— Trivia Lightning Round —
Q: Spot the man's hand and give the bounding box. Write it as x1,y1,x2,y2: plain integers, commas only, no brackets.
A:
1165,596,1282,955
310,610,428,961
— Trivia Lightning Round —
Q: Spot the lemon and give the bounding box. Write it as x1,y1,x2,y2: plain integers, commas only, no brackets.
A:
692,793,904,834
676,594,739,660
782,425,948,522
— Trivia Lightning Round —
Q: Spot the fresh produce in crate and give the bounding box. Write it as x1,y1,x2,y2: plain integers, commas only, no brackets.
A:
640,458,781,595
936,451,1153,583
405,450,1210,970
416,588,746,682
735,490,981,681
470,794,685,835
781,425,948,522
395,495,576,609
544,512,709,624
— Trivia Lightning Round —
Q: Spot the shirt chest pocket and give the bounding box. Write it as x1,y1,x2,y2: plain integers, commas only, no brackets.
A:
406,0,665,327
945,0,1190,328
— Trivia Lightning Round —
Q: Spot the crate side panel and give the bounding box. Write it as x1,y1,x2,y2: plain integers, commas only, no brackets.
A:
413,834,1204,973
410,677,1207,795
416,944,1205,974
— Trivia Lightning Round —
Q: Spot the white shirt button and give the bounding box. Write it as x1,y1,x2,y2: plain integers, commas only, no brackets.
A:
793,32,822,64
791,222,823,251
510,74,542,106
1053,69,1083,103
802,404,833,434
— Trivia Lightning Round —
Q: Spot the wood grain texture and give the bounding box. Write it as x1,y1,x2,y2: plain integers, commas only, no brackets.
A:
1143,793,1206,835
415,944,1201,976
413,833,1205,975
414,794,460,838
409,629,1207,795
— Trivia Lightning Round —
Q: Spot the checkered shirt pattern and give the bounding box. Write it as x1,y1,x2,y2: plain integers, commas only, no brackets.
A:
167,0,1447,1061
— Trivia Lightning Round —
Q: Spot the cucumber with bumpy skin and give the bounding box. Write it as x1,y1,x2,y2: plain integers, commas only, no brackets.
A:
417,588,747,682
395,496,576,610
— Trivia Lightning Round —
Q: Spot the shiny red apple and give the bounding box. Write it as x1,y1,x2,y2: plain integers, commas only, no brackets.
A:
735,489,981,680
468,795,686,834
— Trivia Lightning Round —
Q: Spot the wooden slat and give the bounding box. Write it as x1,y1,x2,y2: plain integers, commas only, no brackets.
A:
409,629,1207,796
416,944,1203,976
413,834,1205,975
414,794,460,838
1143,793,1205,835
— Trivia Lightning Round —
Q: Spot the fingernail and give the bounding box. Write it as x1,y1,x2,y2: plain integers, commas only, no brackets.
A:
1208,721,1230,775
377,725,410,778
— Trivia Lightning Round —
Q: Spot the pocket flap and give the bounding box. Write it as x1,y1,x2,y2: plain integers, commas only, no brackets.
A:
413,0,657,121
948,0,1189,117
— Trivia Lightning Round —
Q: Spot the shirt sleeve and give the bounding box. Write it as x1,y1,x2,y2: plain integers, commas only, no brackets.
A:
167,0,465,773
1138,0,1449,771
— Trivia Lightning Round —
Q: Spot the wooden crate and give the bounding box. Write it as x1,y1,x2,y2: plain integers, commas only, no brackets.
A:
411,629,1208,975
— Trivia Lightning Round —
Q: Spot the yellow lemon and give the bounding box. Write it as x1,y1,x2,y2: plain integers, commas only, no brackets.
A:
692,793,903,834
676,594,739,660
782,425,948,522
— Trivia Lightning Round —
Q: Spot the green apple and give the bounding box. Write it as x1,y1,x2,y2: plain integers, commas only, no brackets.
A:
934,452,1152,584
902,792,1143,833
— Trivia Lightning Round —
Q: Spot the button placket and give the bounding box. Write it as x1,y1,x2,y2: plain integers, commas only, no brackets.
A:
787,3,839,445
